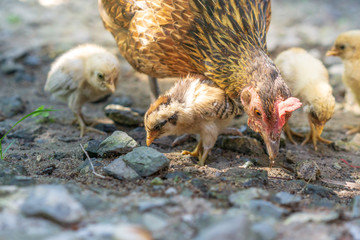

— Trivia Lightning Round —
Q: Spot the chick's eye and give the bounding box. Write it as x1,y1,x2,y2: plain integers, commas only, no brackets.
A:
339,44,345,50
153,120,167,131
254,109,261,117
97,73,104,80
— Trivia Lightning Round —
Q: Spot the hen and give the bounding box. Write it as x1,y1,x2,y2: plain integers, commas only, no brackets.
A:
99,0,301,164
327,30,360,134
45,44,121,137
275,48,335,150
145,74,241,166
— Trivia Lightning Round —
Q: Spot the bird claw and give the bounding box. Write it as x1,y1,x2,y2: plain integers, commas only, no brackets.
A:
80,126,106,138
181,150,199,157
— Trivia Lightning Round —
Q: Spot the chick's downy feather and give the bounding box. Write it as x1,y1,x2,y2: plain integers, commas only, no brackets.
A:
275,48,335,149
45,44,121,137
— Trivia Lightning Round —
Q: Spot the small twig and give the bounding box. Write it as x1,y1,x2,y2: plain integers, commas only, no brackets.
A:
339,158,360,169
80,143,106,179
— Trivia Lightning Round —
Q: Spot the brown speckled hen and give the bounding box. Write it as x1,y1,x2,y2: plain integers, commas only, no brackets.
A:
99,0,301,165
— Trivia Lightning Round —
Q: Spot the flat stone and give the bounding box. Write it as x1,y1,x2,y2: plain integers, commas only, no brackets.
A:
248,200,288,219
122,147,170,177
273,192,302,206
97,131,138,157
21,185,86,224
217,136,264,155
0,96,25,118
1,60,24,74
83,139,102,158
104,157,140,180
352,195,360,218
104,104,143,126
229,188,270,207
284,211,339,225
304,184,338,199
195,214,257,240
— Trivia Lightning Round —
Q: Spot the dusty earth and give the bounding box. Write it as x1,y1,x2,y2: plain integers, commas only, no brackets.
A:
1,0,360,239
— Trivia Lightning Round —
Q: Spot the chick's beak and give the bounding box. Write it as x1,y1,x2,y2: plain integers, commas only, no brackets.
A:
146,131,159,146
105,83,116,93
326,48,340,57
262,133,280,167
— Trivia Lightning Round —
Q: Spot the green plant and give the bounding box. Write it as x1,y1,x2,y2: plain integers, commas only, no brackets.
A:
31,105,56,123
0,106,55,160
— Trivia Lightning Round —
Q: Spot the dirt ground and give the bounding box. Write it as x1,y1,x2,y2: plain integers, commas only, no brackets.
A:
1,0,360,224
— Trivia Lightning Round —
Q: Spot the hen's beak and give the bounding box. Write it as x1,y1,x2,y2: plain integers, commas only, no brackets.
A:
326,48,340,57
262,133,280,167
146,131,159,146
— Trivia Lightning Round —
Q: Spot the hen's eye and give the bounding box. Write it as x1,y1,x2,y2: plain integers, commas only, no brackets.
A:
254,109,261,117
97,73,104,80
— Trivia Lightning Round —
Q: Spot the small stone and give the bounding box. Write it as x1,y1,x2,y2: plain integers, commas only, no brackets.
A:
165,187,177,195
97,131,138,157
241,160,254,168
251,222,277,240
222,168,268,187
143,213,168,232
110,96,134,107
273,192,302,206
248,200,288,219
104,157,140,180
23,55,41,66
352,195,360,218
150,177,164,185
333,162,342,170
296,160,320,181
105,104,143,126
0,96,25,118
195,215,257,240
137,198,169,212
229,188,270,207
21,185,86,224
217,136,264,155
165,171,192,180
304,184,338,199
77,158,103,175
284,211,339,225
122,147,170,177
83,139,102,158
0,60,24,74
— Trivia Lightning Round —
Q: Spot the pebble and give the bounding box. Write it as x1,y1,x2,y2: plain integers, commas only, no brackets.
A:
304,184,338,199
296,160,320,181
229,188,270,207
104,104,143,126
284,211,340,225
352,195,360,218
150,177,164,185
104,157,140,180
21,185,86,224
0,96,26,118
251,221,277,240
195,214,257,240
165,187,178,195
110,96,134,107
83,139,102,158
122,147,170,177
248,200,289,219
97,131,138,157
0,60,24,74
136,198,169,212
273,192,302,206
23,55,41,66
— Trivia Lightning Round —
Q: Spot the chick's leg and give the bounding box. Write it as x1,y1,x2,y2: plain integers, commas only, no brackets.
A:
76,111,106,137
182,139,203,158
345,124,360,135
283,123,303,144
302,116,332,151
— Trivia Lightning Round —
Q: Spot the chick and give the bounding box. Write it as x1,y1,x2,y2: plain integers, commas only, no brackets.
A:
45,44,120,137
275,48,335,150
327,30,360,134
144,75,241,166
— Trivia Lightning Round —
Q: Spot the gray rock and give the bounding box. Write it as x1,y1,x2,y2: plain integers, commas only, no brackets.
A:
142,213,168,232
23,55,41,66
105,104,143,126
284,211,339,225
111,96,134,107
217,136,264,155
21,185,86,224
122,147,170,177
0,96,25,118
1,60,24,74
352,195,360,218
97,131,138,157
248,200,288,219
304,184,338,199
76,158,103,175
83,139,102,158
229,188,270,207
136,198,169,212
0,161,33,186
273,192,302,206
195,215,257,240
296,160,320,181
221,168,268,187
104,157,140,180
251,222,277,240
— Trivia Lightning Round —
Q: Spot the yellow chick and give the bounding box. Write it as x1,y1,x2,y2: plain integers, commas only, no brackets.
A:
327,30,360,134
144,74,241,166
45,44,120,137
275,48,335,150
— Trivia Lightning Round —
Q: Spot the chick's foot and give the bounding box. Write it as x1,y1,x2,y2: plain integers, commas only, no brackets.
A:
283,124,303,144
345,125,360,135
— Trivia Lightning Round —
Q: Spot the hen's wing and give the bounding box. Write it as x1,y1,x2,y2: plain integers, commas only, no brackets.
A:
99,0,196,78
45,58,82,102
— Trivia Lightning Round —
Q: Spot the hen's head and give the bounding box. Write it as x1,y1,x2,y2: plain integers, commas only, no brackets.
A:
326,30,360,60
86,53,120,93
241,83,301,165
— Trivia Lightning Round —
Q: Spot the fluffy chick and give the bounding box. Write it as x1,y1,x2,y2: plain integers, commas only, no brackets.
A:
45,44,120,137
275,48,335,150
144,75,241,166
327,30,360,134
